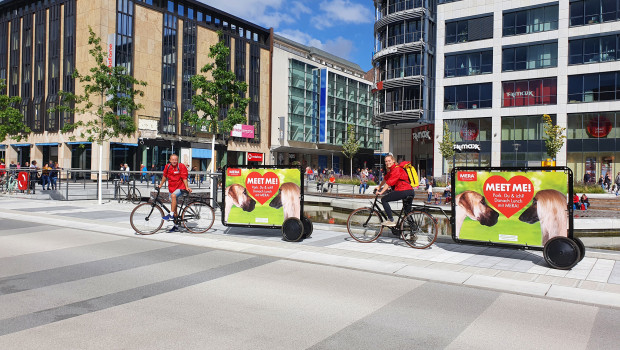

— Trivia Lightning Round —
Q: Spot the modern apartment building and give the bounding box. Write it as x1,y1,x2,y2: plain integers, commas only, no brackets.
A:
372,0,436,178
434,0,620,182
271,35,381,173
0,0,272,173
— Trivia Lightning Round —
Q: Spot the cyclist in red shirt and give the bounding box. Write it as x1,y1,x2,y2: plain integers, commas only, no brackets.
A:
158,154,192,232
376,154,415,227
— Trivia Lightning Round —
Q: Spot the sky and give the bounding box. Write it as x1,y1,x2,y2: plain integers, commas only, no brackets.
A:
199,0,376,71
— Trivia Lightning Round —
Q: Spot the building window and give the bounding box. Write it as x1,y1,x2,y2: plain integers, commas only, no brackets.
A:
117,0,134,76
503,4,558,36
248,43,260,144
566,112,619,185
569,34,619,65
501,115,553,167
62,0,76,129
380,53,422,80
444,83,492,110
445,15,493,45
21,13,33,127
48,5,61,97
181,20,196,136
33,8,46,133
46,94,59,132
0,20,7,85
502,42,557,72
444,50,492,77
9,18,20,98
382,19,422,48
568,71,620,103
502,78,557,107
288,59,318,143
160,12,177,134
570,0,620,26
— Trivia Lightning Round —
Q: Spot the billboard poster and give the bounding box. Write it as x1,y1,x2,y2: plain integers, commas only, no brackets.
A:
454,169,569,248
224,167,302,227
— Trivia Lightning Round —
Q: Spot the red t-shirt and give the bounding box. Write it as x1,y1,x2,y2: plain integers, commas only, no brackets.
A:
0,164,5,176
164,163,188,193
384,164,413,191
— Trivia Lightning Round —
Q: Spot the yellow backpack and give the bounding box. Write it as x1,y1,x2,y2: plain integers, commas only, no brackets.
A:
397,161,419,188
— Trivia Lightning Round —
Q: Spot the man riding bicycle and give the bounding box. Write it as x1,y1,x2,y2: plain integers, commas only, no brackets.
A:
376,154,415,227
158,154,192,232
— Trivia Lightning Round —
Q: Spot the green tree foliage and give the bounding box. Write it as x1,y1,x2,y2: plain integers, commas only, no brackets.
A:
438,122,455,172
342,124,360,176
0,79,29,142
183,31,250,134
543,114,565,159
56,27,147,144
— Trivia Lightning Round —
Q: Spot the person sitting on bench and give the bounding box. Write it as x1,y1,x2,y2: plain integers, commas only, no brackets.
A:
327,174,336,192
316,174,325,192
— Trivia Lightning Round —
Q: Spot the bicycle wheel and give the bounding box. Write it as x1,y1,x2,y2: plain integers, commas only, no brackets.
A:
181,201,215,233
130,188,142,204
401,211,437,249
347,207,383,243
130,203,165,235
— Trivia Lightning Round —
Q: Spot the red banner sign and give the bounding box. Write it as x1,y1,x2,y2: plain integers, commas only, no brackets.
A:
227,168,241,177
18,172,29,190
586,116,612,138
247,152,263,162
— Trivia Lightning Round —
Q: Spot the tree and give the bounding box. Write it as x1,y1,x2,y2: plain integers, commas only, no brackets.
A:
438,122,455,175
183,31,250,169
56,26,147,204
0,79,30,142
543,114,565,160
342,124,360,177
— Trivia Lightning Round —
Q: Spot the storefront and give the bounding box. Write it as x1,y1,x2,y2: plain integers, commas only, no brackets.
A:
411,124,434,178
11,144,31,166
67,142,92,171
444,118,492,172
247,152,264,166
36,143,59,165
500,115,552,167
567,112,619,184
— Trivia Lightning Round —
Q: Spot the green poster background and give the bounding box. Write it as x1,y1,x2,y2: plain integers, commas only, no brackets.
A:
455,171,568,247
225,168,301,226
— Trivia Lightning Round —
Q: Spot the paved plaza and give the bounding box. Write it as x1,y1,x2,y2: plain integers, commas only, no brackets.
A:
1,196,620,309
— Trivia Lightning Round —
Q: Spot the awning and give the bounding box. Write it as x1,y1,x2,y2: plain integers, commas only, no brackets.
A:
11,143,31,147
36,142,59,146
66,141,92,145
111,142,139,147
0,144,6,149
192,148,212,159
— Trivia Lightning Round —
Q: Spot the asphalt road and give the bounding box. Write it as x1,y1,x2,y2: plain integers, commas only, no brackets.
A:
1,217,619,350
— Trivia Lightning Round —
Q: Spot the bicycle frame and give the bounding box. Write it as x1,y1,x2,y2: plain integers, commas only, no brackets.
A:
147,188,191,224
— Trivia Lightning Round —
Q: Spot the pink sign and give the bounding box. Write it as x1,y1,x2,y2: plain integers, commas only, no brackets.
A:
230,124,255,138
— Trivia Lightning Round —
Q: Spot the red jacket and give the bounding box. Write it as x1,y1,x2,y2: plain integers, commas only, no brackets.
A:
384,164,413,191
164,163,188,193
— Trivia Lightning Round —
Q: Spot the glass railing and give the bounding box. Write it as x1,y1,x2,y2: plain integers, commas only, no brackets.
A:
380,65,423,80
376,99,422,113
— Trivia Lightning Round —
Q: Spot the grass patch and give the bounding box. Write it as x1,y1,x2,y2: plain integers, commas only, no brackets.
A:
573,184,606,194
334,176,376,186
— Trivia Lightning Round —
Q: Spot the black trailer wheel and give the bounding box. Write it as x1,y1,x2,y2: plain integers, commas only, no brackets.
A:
282,217,304,242
543,237,580,270
572,237,586,262
301,217,313,239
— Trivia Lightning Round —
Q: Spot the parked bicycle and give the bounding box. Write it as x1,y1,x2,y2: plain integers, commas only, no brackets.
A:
130,186,214,234
0,174,18,194
346,191,449,249
115,179,142,204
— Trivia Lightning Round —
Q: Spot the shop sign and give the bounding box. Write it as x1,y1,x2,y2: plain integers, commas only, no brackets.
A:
230,124,255,138
586,116,612,138
411,124,433,143
454,144,480,152
505,91,534,98
247,152,263,162
460,122,479,141
18,172,29,190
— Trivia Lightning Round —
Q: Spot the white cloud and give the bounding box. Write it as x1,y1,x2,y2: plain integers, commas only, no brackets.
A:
312,0,373,29
277,29,355,61
197,0,294,28
291,1,312,19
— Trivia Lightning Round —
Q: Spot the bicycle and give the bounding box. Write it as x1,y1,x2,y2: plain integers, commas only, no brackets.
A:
130,186,215,234
115,179,142,205
1,174,18,194
346,191,449,249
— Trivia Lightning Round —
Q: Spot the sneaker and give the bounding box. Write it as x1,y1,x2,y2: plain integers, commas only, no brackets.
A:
168,225,179,232
162,214,173,221
382,220,396,227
